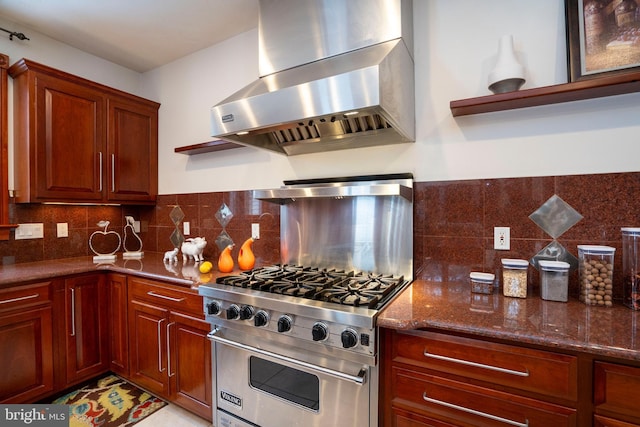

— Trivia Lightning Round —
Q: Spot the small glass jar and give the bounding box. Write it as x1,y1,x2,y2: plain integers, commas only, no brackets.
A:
539,260,570,302
621,227,640,310
470,272,495,294
501,259,529,298
578,245,615,307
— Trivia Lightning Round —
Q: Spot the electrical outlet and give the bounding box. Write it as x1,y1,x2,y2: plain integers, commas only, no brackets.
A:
183,221,190,235
252,223,260,239
494,227,510,250
133,220,141,233
15,223,44,240
56,223,69,238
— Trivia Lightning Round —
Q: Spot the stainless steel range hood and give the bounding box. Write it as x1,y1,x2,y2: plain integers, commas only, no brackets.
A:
210,0,415,156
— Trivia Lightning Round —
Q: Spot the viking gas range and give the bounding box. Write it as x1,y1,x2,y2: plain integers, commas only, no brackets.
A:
198,174,413,427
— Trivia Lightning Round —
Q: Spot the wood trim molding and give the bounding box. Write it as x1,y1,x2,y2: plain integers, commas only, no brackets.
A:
1,53,18,240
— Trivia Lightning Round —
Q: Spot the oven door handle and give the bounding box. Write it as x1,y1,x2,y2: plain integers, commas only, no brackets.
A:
207,327,367,385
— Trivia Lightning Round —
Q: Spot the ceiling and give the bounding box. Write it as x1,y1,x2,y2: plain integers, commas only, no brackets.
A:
0,0,259,72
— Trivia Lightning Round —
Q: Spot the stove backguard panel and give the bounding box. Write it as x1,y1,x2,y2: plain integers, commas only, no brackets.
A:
256,175,413,281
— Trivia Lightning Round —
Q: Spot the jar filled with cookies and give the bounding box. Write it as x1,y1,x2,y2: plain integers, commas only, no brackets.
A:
578,245,615,307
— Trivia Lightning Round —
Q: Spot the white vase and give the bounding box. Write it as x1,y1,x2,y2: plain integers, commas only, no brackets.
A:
488,35,525,94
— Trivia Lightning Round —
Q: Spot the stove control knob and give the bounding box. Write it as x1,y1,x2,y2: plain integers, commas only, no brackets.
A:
312,322,328,342
206,301,221,316
239,305,255,320
277,315,292,333
226,304,240,320
341,329,359,348
254,310,269,327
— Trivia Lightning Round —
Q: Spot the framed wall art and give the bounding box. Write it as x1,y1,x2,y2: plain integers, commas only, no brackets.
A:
566,0,640,81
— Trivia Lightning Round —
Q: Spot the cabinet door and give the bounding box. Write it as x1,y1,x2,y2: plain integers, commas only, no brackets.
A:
169,311,212,420
594,362,640,425
129,299,169,397
107,96,158,203
108,274,129,376
34,73,105,202
65,274,109,384
0,306,53,403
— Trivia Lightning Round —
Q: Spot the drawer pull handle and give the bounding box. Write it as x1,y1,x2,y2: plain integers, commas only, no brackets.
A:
423,350,529,377
0,293,39,305
147,291,185,302
423,392,529,427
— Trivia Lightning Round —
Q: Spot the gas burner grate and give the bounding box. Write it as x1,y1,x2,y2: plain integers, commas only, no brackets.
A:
216,265,407,310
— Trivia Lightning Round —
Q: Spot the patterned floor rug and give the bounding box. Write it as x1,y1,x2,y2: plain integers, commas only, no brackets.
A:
53,374,166,427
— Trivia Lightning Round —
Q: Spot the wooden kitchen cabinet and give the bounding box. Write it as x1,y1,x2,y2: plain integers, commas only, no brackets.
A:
0,282,54,403
381,328,578,427
129,298,170,395
8,58,159,204
108,273,129,376
128,277,212,420
594,361,640,426
106,95,158,203
54,274,109,388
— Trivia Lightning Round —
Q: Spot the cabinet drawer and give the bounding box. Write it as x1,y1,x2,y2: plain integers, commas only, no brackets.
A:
594,415,640,427
0,282,51,312
128,277,203,317
594,362,640,422
392,367,576,427
393,330,578,401
394,407,458,427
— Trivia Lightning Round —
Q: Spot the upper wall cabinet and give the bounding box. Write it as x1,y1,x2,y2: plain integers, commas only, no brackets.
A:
8,59,159,204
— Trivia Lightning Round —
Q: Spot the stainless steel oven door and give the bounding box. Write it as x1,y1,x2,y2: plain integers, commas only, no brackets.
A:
208,328,373,427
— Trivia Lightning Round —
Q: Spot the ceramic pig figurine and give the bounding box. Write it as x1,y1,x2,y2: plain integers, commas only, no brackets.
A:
181,237,207,262
163,247,179,264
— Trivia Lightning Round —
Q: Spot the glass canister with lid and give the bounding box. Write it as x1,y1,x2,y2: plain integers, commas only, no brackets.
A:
539,260,570,302
578,245,615,306
470,272,495,294
501,259,529,298
621,227,640,310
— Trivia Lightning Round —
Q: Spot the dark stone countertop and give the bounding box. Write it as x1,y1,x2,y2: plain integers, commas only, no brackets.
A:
3,256,639,363
0,252,232,292
377,280,640,363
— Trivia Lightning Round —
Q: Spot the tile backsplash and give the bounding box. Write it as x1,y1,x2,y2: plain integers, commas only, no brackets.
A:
2,171,639,300
415,172,640,298
0,191,281,266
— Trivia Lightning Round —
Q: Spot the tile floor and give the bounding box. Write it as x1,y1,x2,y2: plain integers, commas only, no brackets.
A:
136,404,212,427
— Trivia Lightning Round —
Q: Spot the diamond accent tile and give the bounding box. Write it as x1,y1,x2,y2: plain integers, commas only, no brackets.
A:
529,194,583,239
170,228,185,249
215,230,234,251
215,203,234,228
170,206,185,225
530,240,579,270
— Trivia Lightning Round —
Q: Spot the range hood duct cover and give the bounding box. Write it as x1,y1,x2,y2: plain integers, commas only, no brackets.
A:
211,0,415,156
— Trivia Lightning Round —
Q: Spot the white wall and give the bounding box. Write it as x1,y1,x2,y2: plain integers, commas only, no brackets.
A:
2,1,639,196
0,17,142,93
143,0,640,195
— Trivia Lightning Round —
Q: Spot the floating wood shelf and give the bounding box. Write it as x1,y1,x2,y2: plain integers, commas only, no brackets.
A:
450,70,640,117
174,139,242,155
